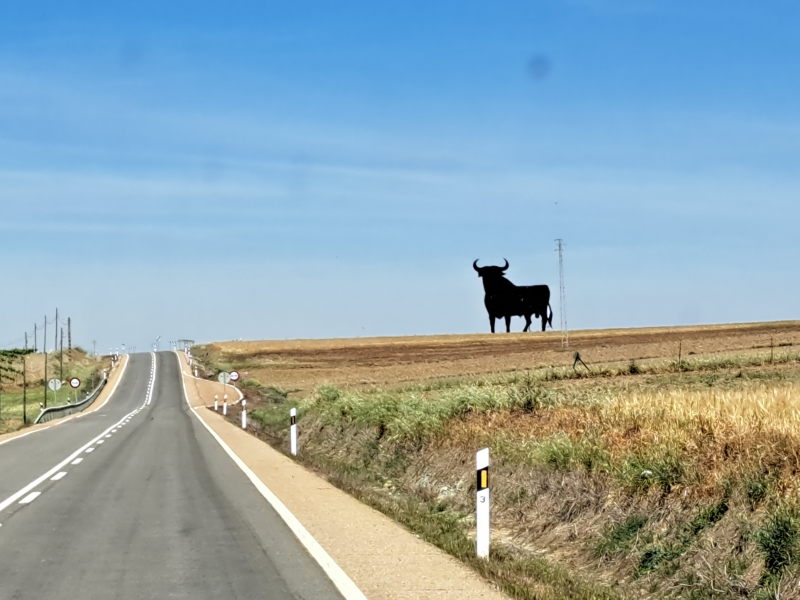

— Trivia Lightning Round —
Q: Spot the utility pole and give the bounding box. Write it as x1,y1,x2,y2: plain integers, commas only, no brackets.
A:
22,350,27,424
43,314,48,408
54,308,59,353
92,340,96,357
67,317,72,352
60,327,64,380
555,239,569,349
34,323,37,353
24,331,28,351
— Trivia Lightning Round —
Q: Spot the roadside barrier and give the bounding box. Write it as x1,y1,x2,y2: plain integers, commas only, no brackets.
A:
34,373,108,424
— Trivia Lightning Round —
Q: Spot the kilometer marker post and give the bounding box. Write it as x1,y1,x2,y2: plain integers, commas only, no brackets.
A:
476,447,490,558
290,408,298,456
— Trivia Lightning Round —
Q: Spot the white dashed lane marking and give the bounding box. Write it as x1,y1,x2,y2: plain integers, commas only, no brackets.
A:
19,492,41,505
0,352,156,520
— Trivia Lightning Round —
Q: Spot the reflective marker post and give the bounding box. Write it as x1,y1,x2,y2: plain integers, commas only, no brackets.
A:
476,447,490,558
290,408,298,456
241,400,247,429
214,395,219,412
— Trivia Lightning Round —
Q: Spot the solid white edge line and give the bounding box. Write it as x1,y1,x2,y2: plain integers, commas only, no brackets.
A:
0,360,149,516
0,355,131,448
174,351,368,600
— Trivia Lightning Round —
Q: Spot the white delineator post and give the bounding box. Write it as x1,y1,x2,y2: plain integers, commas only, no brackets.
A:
241,400,247,429
223,398,228,416
290,408,298,456
214,395,219,411
476,447,490,558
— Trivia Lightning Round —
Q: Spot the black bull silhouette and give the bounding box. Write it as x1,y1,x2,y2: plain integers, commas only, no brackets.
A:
473,259,553,333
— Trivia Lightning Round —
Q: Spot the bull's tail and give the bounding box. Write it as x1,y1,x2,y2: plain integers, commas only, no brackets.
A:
547,303,553,328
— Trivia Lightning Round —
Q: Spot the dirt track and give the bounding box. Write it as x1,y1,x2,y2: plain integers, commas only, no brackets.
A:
204,321,800,396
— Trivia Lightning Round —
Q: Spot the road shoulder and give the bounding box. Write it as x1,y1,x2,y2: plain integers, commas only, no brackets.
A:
177,351,509,600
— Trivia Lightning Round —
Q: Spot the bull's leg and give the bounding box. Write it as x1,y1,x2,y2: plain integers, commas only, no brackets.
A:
523,314,531,332
489,316,496,333
541,313,547,331
505,315,512,332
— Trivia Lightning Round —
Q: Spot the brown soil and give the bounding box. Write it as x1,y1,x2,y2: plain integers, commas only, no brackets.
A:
202,321,800,397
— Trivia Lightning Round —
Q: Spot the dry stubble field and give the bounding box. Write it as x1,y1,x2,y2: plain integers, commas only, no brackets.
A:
204,321,800,394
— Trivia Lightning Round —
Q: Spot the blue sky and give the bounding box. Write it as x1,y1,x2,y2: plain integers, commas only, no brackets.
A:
1,1,797,353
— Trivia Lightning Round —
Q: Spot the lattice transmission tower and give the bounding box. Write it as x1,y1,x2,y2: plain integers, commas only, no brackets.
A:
555,239,569,348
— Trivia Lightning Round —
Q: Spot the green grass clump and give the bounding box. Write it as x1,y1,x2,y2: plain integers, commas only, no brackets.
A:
532,434,610,473
595,515,649,557
308,383,516,446
636,494,730,576
618,447,688,493
755,506,800,582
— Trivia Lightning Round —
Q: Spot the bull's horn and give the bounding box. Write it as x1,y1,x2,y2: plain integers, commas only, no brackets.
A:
473,259,481,272
501,258,509,270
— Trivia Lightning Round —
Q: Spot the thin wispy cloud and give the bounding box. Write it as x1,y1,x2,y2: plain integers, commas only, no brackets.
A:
0,1,797,350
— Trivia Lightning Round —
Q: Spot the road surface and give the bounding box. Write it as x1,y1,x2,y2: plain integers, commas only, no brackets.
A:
0,352,344,600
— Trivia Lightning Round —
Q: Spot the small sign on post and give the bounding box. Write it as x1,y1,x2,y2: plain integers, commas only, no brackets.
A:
476,447,490,558
69,377,81,404
48,378,62,406
290,408,298,456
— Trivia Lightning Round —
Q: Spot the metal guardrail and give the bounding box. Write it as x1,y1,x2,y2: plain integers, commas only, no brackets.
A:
34,373,109,424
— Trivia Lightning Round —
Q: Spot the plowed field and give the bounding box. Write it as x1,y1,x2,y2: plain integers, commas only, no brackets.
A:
201,321,800,396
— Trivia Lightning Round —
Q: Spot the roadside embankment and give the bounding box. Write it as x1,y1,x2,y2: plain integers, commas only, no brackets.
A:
194,325,800,599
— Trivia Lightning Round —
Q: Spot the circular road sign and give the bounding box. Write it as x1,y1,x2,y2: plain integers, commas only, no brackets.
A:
229,371,240,382
217,372,231,384
69,377,81,389
48,379,63,391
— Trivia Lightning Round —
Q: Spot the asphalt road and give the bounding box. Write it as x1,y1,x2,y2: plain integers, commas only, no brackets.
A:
0,352,345,600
